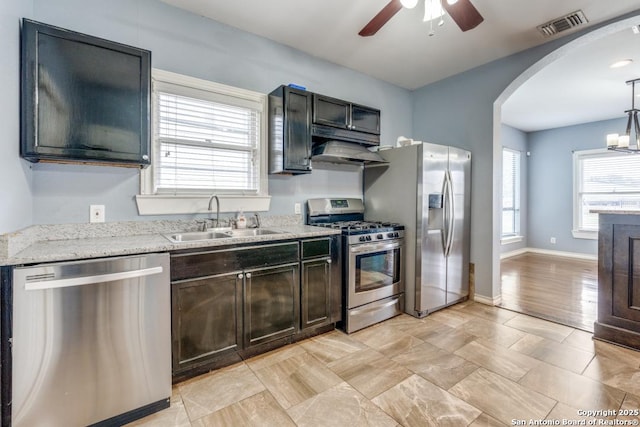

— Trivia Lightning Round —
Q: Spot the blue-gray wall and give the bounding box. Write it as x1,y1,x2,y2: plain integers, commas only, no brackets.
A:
0,0,412,231
0,1,33,234
501,124,528,254
527,117,626,255
410,9,640,300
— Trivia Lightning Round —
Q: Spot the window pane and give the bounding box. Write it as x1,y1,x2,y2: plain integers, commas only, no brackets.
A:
576,152,640,232
154,89,261,193
582,155,640,193
502,148,520,237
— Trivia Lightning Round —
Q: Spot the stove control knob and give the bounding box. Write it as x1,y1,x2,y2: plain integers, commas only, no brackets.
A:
387,233,394,238
377,234,383,239
366,235,372,241
359,236,366,242
394,232,400,238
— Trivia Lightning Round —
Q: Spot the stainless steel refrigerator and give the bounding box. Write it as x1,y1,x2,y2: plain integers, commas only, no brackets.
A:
364,142,471,317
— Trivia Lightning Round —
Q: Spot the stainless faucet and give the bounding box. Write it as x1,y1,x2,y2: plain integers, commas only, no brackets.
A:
204,194,220,230
253,212,261,228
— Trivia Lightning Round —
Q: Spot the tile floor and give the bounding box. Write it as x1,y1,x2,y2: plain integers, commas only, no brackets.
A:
127,302,640,427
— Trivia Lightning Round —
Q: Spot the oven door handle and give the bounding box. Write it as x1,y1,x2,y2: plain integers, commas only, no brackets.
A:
350,241,402,254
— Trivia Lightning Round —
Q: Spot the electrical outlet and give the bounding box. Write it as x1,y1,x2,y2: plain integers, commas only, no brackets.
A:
294,203,302,215
550,237,556,244
90,205,105,223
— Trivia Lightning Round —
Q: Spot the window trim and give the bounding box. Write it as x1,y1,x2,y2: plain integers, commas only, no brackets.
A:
136,69,270,215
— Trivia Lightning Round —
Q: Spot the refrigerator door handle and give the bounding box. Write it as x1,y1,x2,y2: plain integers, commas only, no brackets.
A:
441,173,449,256
444,170,455,258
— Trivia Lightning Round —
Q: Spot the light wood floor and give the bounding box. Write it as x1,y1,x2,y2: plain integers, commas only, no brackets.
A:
500,252,598,332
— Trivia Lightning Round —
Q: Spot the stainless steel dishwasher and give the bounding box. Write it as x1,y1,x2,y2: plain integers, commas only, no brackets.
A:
11,253,171,427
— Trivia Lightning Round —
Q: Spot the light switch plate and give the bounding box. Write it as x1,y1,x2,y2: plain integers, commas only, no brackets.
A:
294,203,301,214
90,205,105,223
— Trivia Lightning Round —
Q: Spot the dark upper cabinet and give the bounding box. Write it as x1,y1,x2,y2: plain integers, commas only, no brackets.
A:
20,19,151,167
312,94,380,135
312,95,351,130
351,104,381,135
268,85,312,174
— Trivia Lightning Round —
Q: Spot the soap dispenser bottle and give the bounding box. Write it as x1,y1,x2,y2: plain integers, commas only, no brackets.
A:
236,210,247,229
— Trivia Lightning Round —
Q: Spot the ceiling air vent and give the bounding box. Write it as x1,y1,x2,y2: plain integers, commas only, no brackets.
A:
537,10,588,37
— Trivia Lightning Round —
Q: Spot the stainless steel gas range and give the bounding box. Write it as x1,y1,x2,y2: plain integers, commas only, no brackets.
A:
307,198,404,333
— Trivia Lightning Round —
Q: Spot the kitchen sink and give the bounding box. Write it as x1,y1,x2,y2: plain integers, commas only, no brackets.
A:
224,228,286,237
164,231,231,243
164,228,288,243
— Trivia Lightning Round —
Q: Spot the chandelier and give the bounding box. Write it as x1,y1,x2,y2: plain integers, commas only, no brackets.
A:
607,78,640,153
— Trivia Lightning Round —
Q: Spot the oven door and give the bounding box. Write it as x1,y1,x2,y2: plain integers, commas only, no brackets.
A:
347,240,403,308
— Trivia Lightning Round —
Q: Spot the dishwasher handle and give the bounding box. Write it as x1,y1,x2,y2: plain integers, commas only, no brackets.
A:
24,266,164,291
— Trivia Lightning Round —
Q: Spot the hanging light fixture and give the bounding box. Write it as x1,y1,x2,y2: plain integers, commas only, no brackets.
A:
607,78,640,153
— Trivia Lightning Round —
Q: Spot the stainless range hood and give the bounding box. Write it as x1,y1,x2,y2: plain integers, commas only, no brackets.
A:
311,141,388,165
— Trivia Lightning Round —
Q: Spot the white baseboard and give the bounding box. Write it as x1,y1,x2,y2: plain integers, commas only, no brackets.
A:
474,294,502,306
501,247,597,261
500,248,528,259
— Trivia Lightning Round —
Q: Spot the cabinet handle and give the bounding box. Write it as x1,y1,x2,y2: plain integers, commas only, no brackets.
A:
246,273,252,279
238,273,244,279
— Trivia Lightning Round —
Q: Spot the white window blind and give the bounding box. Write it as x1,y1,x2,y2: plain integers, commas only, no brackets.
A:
502,148,521,237
575,150,640,231
152,74,265,194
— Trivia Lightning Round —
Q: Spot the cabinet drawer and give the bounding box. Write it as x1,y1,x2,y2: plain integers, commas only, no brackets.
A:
171,242,299,281
301,238,331,259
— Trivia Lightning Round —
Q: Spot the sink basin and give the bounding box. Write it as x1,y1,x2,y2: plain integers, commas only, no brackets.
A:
164,231,231,243
224,228,286,237
164,228,288,243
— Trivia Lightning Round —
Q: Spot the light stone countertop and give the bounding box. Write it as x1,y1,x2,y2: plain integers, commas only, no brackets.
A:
0,218,340,267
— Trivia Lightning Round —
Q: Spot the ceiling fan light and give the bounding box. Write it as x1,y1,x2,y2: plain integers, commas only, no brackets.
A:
610,59,633,69
447,0,459,4
423,0,445,22
400,0,419,9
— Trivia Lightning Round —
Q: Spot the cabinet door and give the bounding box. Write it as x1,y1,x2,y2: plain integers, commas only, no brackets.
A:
301,257,332,329
351,104,380,135
244,264,300,347
612,225,640,322
284,88,312,171
172,272,242,373
313,94,350,130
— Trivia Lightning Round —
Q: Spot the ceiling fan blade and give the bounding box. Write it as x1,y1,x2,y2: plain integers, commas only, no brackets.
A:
441,0,484,32
359,0,403,37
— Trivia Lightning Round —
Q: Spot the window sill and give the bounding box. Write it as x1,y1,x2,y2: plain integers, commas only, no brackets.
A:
501,235,524,245
571,229,597,240
135,194,271,215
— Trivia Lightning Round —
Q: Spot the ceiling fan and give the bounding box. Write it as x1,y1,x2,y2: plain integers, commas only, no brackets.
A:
359,0,484,37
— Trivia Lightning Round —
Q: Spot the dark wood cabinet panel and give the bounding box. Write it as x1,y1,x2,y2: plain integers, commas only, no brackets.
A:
301,258,332,329
594,215,640,350
170,242,299,281
244,264,300,347
351,104,380,135
269,86,312,174
313,95,351,130
172,273,242,375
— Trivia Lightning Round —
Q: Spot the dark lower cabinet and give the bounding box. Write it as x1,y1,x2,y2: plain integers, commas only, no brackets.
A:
594,213,640,350
172,273,242,376
170,238,341,383
244,264,300,347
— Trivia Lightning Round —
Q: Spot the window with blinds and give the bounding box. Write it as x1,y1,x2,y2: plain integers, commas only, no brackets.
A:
151,72,266,195
502,148,521,237
574,150,640,232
